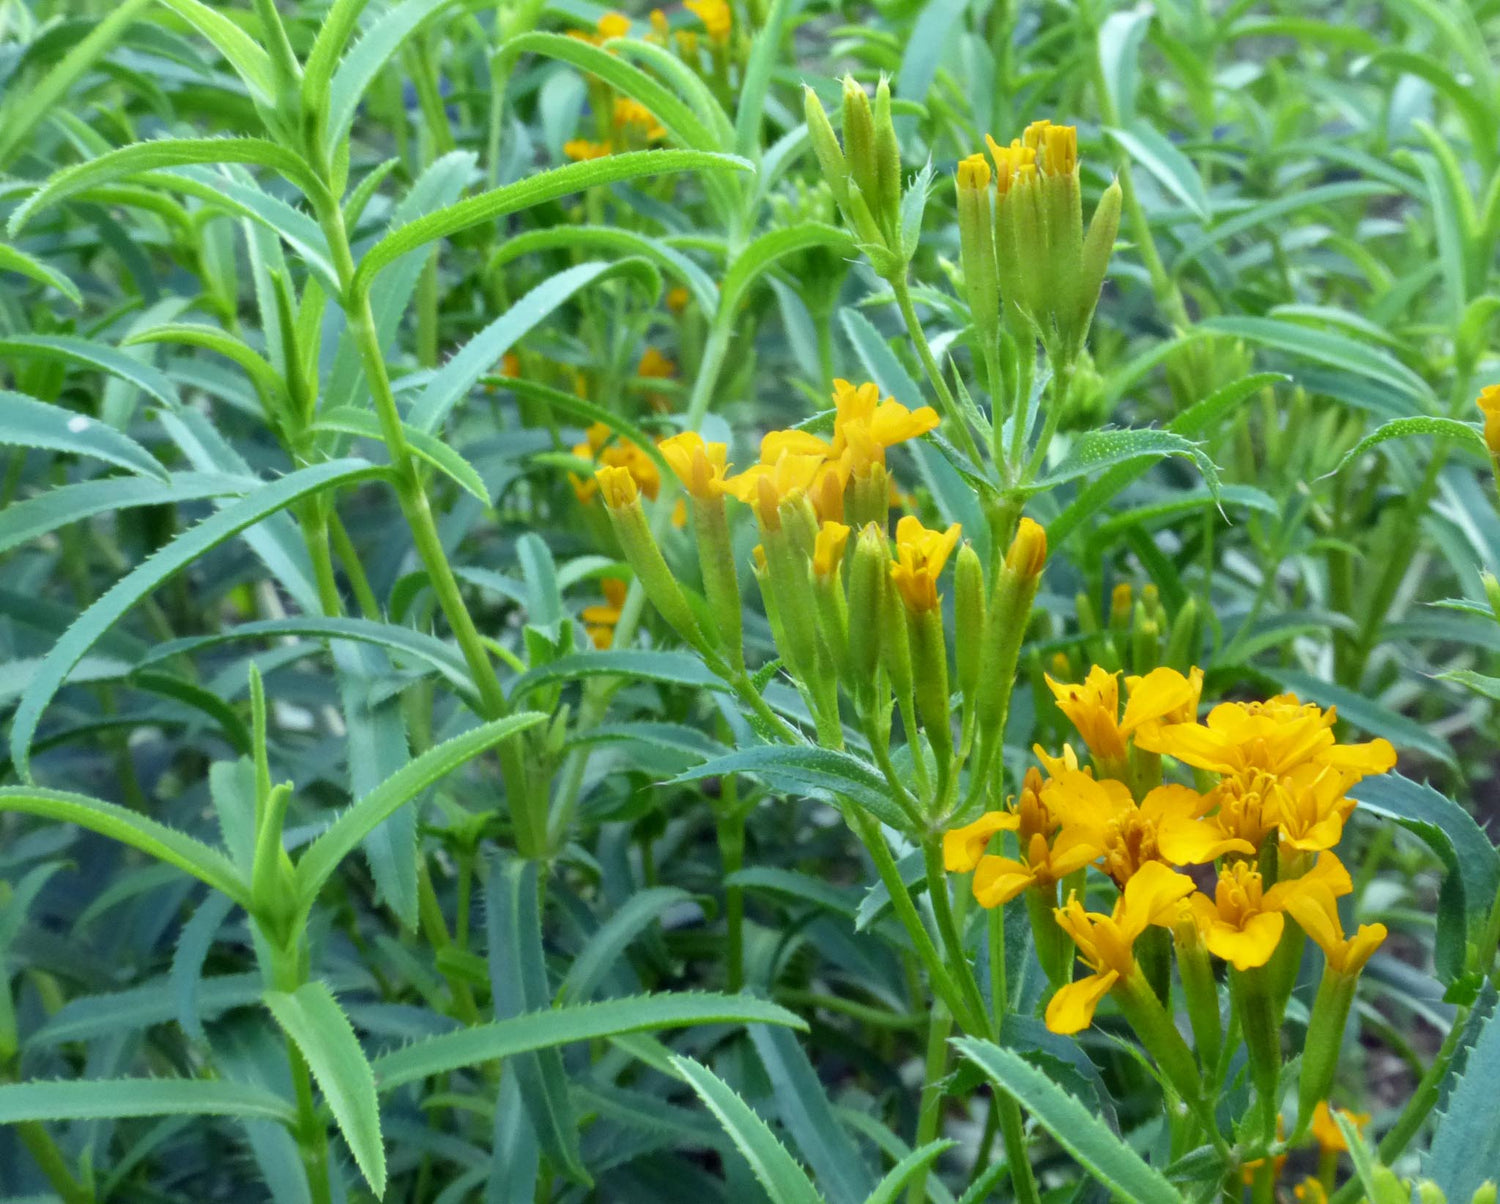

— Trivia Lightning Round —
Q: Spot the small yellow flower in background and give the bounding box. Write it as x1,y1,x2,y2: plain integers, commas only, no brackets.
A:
666,285,690,314
812,520,851,579
1045,861,1197,1034
613,97,665,142
1282,876,1387,975
1309,1101,1370,1154
1241,1118,1289,1186
659,432,730,500
573,423,661,505
499,352,519,378
1294,1179,1329,1204
564,138,613,161
1478,384,1500,457
595,464,641,509
684,0,730,44
890,515,961,611
582,578,629,648
597,11,631,39
648,7,670,41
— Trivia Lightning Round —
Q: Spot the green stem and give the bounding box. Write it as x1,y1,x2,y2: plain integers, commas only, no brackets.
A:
264,938,333,1204
890,274,984,463
718,793,745,993
13,1111,90,1204
906,1002,953,1204
922,838,991,1036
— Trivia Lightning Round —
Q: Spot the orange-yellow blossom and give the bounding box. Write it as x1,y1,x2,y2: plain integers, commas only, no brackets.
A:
890,515,961,611
1045,861,1197,1034
582,578,629,648
1479,385,1500,456
1282,876,1386,976
828,379,940,476
659,432,730,500
943,810,1019,873
1188,851,1351,971
595,464,640,509
812,521,851,579
1309,1102,1369,1155
684,0,730,43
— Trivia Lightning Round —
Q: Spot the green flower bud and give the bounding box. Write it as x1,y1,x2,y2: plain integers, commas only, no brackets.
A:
1471,1183,1497,1204
842,75,878,219
873,74,901,238
692,493,744,673
598,468,708,651
954,543,985,705
848,523,888,696
957,154,1000,353
1073,178,1121,351
909,604,952,787
1164,595,1200,672
1417,1183,1448,1204
803,86,851,214
1484,569,1500,624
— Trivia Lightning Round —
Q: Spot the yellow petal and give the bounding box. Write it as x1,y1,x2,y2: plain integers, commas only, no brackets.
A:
1044,970,1119,1035
943,810,1018,873
1155,815,1253,866
1204,911,1284,970
973,855,1034,908
1118,861,1198,938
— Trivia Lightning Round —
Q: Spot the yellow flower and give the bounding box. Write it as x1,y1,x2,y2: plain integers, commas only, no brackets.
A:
1478,384,1500,456
1294,1178,1328,1204
984,134,1037,193
573,423,661,505
828,378,940,477
637,347,675,380
1276,764,1360,853
1045,666,1126,763
613,97,665,142
595,464,640,509
1031,742,1082,779
658,432,730,501
943,809,1019,873
498,352,519,378
812,520,851,579
1189,851,1351,971
1006,516,1048,577
582,578,629,648
1043,771,1252,886
1120,666,1203,745
564,138,613,161
1135,694,1395,780
1045,861,1197,1034
1282,875,1386,976
973,828,1099,909
666,285,690,314
597,11,631,39
889,515,961,611
1309,1101,1369,1155
723,449,825,529
684,0,730,44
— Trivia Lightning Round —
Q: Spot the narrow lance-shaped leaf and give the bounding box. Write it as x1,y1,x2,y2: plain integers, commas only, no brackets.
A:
0,390,168,480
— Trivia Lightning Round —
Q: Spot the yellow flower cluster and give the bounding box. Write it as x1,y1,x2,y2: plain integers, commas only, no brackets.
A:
564,96,668,162
945,666,1396,1034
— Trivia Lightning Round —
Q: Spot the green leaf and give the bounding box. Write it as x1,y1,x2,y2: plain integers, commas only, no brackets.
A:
374,992,806,1090
0,1078,294,1126
138,615,472,698
312,406,489,502
749,1024,874,1204
0,0,156,168
722,223,854,319
1197,315,1435,407
354,150,749,293
9,137,326,235
670,746,907,829
487,858,588,1186
1031,428,1220,497
124,322,284,405
1435,668,1500,702
560,886,693,1004
1427,995,1500,1200
293,713,545,907
1097,6,1153,122
0,334,179,412
508,650,728,700
0,243,82,305
0,390,167,481
10,457,385,782
154,0,276,102
498,32,718,153
734,0,795,157
0,786,247,905
954,1038,1187,1204
863,1140,957,1204
672,1054,825,1204
1351,773,1499,977
326,0,457,149
409,260,658,435
1328,415,1487,476
300,0,374,115
1105,125,1209,219
265,982,386,1196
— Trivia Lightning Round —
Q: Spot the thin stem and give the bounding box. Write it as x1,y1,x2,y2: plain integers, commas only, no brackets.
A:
264,938,333,1204
717,789,746,993
922,839,990,1036
906,1002,953,1204
890,274,984,463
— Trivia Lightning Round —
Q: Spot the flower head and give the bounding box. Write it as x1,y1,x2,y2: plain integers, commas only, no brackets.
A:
1189,851,1351,971
595,464,641,509
564,138,613,161
659,431,730,500
1309,1102,1369,1155
614,98,665,142
573,423,661,505
684,0,730,44
1045,862,1197,1033
890,515,961,611
1282,872,1385,976
812,520,851,579
943,809,1020,873
828,379,940,477
1479,384,1500,457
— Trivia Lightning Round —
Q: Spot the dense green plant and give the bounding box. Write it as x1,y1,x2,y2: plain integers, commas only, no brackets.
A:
2,1,1499,1202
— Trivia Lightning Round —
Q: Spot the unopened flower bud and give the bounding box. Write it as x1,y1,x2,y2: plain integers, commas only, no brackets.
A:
597,464,640,509
954,544,985,705
599,479,707,651
1109,582,1132,631
1005,516,1048,577
1074,178,1122,351
842,75,877,218
873,75,901,238
1417,1183,1448,1204
957,153,1000,351
848,523,887,695
1471,1183,1497,1204
804,86,851,214
1485,570,1500,623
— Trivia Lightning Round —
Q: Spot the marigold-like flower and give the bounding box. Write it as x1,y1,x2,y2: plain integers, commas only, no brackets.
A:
1276,764,1360,853
828,379,940,477
1043,772,1252,886
723,449,825,529
1022,119,1077,176
582,578,629,648
957,153,991,192
659,431,729,500
1045,666,1126,763
613,97,665,141
974,828,1100,910
573,423,661,505
684,0,730,43
595,464,640,509
666,285,690,313
1309,1101,1369,1155
984,134,1037,194
1188,851,1350,971
889,515,961,611
1045,861,1197,1034
1282,877,1386,976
